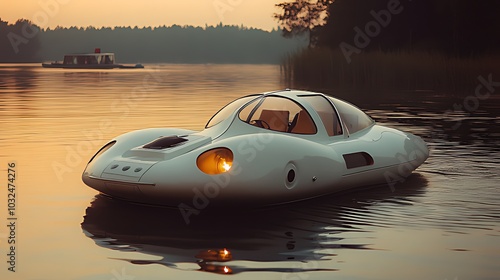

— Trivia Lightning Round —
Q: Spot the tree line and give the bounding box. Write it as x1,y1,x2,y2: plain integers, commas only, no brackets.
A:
0,19,41,62
275,0,500,56
0,20,307,63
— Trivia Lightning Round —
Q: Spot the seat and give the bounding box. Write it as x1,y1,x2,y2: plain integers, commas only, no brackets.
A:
259,109,290,132
290,110,316,134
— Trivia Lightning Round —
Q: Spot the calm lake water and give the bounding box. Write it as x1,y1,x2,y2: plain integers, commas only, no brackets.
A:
0,63,499,280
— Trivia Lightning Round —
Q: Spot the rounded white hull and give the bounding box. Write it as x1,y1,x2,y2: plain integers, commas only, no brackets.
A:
82,90,429,207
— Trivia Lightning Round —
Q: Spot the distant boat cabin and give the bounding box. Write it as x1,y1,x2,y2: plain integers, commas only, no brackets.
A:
63,53,115,65
42,48,144,69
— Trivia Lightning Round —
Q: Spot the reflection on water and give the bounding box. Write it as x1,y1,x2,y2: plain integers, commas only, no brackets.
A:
82,174,427,275
0,63,499,279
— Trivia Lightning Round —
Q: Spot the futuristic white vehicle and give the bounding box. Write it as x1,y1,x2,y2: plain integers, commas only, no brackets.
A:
82,89,429,208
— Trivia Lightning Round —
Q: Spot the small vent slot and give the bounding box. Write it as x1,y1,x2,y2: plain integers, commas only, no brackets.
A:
343,152,374,169
143,136,188,149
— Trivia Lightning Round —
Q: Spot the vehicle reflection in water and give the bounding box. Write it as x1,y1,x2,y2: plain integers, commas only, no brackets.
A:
195,248,232,274
81,174,428,275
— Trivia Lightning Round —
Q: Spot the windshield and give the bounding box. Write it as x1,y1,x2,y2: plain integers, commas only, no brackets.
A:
328,97,374,134
206,95,261,128
300,95,343,136
239,96,317,134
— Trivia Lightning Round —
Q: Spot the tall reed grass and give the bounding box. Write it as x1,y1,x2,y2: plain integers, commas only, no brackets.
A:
281,48,500,96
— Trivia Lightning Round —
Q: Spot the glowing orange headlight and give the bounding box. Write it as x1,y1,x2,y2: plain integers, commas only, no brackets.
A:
196,148,233,175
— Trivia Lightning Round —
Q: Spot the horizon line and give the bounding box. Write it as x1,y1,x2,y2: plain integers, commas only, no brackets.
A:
1,17,281,32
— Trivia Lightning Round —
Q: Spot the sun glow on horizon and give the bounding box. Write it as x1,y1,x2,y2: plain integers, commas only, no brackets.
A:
0,0,281,31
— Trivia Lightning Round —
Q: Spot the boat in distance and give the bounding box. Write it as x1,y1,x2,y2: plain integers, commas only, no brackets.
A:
82,89,429,208
42,48,144,69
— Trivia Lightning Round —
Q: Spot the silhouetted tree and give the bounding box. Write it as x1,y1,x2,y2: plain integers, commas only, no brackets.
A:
315,0,425,52
278,0,500,56
428,0,500,55
0,18,41,62
274,0,333,47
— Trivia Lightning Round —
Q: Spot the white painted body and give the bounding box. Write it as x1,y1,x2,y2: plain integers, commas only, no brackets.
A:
82,90,429,207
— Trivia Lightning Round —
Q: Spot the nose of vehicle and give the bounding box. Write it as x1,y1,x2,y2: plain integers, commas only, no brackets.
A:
406,133,429,165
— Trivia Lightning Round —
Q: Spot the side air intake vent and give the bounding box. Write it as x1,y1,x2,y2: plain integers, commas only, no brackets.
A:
143,136,188,149
343,152,374,169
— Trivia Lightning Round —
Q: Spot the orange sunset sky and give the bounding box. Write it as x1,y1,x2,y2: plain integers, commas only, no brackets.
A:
0,0,282,30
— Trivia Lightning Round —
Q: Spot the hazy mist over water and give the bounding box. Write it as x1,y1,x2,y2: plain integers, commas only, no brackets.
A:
0,63,499,280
